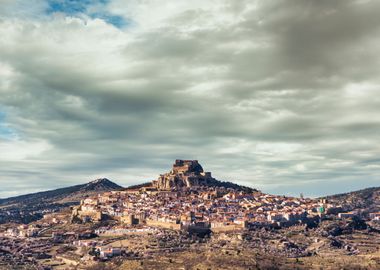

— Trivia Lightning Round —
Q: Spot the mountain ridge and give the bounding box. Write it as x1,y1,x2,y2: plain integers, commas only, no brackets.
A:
0,178,123,206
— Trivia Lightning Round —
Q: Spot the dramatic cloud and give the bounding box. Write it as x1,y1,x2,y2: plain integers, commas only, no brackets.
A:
1,0,380,197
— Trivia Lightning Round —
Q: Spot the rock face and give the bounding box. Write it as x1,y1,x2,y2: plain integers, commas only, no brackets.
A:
152,160,215,190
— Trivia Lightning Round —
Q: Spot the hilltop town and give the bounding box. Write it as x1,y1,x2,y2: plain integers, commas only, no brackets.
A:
72,160,379,229
0,160,379,269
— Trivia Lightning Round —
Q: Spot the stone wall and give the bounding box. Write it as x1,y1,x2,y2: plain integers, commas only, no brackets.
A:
146,219,182,230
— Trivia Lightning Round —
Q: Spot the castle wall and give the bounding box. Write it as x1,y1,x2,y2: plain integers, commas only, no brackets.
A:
77,210,103,222
210,221,247,233
146,219,182,230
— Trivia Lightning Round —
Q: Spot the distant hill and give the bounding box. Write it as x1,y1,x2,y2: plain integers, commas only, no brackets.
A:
0,178,123,224
322,186,380,212
0,178,123,206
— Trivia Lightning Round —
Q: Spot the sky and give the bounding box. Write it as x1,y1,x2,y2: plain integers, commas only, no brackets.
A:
1,0,380,198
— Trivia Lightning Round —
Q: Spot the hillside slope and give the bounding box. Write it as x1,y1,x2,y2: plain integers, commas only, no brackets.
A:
0,178,122,206
0,178,123,224
323,186,380,212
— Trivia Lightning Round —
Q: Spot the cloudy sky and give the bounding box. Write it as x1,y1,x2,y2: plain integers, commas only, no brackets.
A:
1,0,380,198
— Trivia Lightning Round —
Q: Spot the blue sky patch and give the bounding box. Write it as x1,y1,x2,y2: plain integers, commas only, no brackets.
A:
92,13,127,28
46,0,127,28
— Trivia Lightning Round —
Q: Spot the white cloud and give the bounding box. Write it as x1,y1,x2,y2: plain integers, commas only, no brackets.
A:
0,139,50,161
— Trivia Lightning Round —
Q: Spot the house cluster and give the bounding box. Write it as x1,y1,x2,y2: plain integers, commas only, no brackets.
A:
72,240,122,259
70,160,378,232
1,225,40,238
97,246,122,258
72,186,339,231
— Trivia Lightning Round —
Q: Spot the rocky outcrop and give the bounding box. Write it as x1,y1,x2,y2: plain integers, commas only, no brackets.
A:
151,160,257,193
152,160,215,190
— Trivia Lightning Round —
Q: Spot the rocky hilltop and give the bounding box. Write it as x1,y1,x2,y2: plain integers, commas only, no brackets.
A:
152,160,213,189
150,159,256,192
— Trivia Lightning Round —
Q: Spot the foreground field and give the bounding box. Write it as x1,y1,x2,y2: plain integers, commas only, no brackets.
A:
85,225,380,270
91,248,380,270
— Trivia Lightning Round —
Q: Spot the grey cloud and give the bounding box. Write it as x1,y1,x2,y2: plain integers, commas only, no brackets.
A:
1,0,380,197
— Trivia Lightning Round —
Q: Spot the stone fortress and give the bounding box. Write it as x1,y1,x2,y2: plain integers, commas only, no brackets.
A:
152,160,215,190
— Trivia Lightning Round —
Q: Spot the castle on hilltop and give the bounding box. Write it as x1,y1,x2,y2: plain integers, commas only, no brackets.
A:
152,160,215,190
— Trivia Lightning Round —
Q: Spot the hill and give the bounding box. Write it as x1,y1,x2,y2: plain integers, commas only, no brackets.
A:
0,178,123,224
322,186,380,212
0,178,122,206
